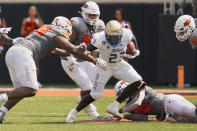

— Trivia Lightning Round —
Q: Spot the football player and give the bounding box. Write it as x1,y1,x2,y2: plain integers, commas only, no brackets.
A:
66,20,144,123
61,1,105,116
0,16,108,123
174,15,197,49
111,80,197,122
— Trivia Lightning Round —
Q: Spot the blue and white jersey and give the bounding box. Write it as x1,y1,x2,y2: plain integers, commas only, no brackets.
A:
91,28,133,67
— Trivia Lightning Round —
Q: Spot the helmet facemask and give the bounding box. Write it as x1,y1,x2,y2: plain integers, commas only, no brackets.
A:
174,26,193,41
80,1,100,26
105,20,123,48
105,33,122,48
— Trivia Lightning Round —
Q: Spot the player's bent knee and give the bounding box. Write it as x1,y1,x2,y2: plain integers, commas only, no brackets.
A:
90,92,102,100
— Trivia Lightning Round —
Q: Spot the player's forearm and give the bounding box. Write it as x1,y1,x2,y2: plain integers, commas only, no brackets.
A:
55,36,97,64
0,34,13,46
73,47,97,64
47,48,70,57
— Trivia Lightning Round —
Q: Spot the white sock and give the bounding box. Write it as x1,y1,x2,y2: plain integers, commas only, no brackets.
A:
0,106,8,114
1,93,8,102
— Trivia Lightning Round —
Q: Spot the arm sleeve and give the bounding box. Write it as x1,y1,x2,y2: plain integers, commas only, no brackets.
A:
70,17,79,33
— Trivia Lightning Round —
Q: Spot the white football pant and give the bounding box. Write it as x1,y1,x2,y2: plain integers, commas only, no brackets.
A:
61,60,96,91
90,60,142,100
5,46,38,90
164,94,197,121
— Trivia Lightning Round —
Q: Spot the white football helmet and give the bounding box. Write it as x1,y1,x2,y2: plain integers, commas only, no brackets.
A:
94,19,105,32
81,1,100,25
105,20,122,48
174,15,195,41
114,80,129,96
52,16,72,37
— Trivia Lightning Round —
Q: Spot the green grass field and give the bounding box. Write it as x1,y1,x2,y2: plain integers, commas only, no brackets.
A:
0,95,197,130
0,85,197,131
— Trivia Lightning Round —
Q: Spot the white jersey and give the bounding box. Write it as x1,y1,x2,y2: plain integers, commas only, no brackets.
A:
91,28,133,66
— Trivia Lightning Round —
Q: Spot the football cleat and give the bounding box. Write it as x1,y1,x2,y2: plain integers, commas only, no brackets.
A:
106,101,123,119
66,109,78,123
0,110,5,124
84,103,99,116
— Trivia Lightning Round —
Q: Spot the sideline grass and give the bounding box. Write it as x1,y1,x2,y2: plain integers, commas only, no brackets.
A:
0,96,197,131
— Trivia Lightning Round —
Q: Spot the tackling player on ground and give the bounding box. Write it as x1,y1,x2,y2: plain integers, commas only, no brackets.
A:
66,20,144,123
110,80,197,122
61,1,105,116
0,16,108,123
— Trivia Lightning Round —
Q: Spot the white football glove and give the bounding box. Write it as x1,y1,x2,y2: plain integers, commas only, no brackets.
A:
79,42,87,49
126,49,140,59
96,58,108,71
0,27,12,34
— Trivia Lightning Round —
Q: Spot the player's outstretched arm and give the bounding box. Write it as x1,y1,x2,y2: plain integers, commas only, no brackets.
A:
54,35,97,64
46,48,70,57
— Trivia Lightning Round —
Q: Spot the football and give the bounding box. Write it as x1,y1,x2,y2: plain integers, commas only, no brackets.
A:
126,42,136,55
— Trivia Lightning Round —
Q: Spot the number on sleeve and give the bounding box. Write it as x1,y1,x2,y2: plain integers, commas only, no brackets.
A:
34,25,52,36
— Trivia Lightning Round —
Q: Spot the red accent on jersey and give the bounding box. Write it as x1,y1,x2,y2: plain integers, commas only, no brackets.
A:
134,104,151,115
82,35,92,45
184,19,191,27
45,48,56,55
190,36,197,46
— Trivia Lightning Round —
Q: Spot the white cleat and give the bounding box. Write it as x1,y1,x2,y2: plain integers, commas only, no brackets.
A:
0,110,5,124
66,109,78,123
84,104,99,116
106,101,123,119
77,96,99,116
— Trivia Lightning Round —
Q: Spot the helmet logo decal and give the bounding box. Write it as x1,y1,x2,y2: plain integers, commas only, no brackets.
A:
184,19,191,26
120,80,126,85
83,4,88,8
